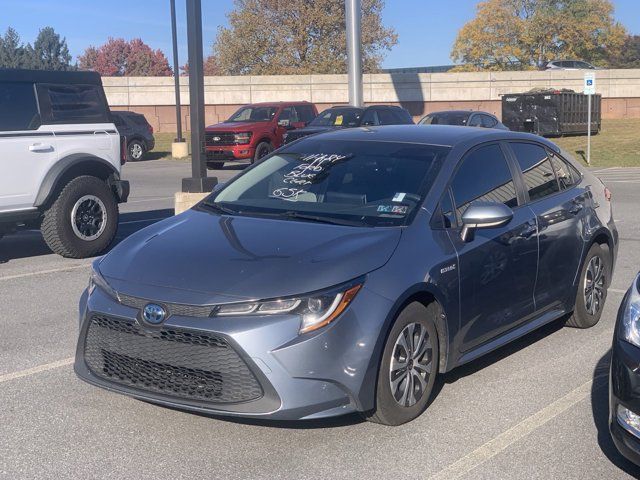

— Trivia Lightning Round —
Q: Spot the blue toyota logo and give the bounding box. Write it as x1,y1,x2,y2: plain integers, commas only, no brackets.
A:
142,303,166,324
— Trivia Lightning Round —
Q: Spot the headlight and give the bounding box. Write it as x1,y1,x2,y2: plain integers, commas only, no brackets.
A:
621,274,640,348
215,282,363,334
233,132,252,144
88,261,119,300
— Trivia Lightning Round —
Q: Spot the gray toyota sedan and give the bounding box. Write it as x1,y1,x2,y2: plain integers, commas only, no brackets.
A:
75,125,617,425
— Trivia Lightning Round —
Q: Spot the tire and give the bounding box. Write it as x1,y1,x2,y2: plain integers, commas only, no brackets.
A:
566,243,610,328
127,140,145,161
208,161,225,170
41,176,119,259
366,302,439,425
253,141,273,163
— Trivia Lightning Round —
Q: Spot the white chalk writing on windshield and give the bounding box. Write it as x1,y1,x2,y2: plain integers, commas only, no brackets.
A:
273,153,351,199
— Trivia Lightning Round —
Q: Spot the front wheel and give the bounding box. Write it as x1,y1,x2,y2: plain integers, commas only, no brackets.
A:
253,142,273,163
366,302,439,425
41,176,119,258
566,243,610,328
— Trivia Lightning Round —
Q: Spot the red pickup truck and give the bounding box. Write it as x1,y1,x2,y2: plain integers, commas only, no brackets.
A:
205,101,318,169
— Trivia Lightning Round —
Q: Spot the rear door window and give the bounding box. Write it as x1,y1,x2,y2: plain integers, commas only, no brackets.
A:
510,142,560,201
294,105,315,124
549,153,581,190
360,109,379,126
481,115,498,128
278,107,299,124
0,82,40,131
467,115,482,127
377,109,397,125
37,84,108,124
450,144,518,223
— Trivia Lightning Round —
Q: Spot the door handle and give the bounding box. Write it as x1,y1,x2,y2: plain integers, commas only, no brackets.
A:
29,143,53,152
569,202,584,215
519,224,537,239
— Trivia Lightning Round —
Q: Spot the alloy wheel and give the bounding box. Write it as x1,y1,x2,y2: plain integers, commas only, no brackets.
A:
389,322,433,407
130,143,143,160
584,255,605,315
71,195,107,241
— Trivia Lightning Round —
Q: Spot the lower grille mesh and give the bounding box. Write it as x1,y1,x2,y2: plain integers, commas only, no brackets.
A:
83,315,263,404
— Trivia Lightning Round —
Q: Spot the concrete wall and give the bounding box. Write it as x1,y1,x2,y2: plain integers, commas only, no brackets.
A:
104,70,640,132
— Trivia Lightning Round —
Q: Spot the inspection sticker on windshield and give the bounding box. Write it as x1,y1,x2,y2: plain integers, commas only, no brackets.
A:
378,205,408,215
392,192,406,202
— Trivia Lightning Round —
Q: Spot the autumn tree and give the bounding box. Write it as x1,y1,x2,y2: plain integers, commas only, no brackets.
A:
180,55,220,76
78,38,172,76
610,35,640,68
451,0,627,71
212,0,397,75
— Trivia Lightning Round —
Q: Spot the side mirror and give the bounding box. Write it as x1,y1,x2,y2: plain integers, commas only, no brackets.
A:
278,119,291,128
460,202,513,242
212,181,227,193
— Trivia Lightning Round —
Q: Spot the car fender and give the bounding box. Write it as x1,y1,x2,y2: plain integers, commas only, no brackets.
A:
34,153,120,208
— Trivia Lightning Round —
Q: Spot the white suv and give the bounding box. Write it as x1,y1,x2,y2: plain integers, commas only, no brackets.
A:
0,69,129,258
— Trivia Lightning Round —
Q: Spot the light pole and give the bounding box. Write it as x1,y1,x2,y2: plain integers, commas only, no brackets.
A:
345,0,363,107
181,0,216,193
170,0,184,143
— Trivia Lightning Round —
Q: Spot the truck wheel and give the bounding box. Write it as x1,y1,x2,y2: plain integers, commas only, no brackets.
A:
253,142,273,163
41,176,119,258
127,140,145,161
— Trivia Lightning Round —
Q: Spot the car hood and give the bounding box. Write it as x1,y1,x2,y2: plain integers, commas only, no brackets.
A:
206,122,268,132
100,209,401,305
288,126,336,137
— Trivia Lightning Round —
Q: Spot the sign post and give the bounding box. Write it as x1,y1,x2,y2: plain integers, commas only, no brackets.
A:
584,72,596,165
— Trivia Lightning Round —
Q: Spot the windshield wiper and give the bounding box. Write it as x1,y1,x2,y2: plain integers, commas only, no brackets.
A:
200,202,237,216
269,210,366,227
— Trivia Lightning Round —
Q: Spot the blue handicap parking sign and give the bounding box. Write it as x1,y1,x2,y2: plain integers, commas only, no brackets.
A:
587,79,593,86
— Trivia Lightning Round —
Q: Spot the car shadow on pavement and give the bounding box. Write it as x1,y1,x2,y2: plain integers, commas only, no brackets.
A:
436,316,567,392
591,350,640,477
0,209,173,264
156,402,365,430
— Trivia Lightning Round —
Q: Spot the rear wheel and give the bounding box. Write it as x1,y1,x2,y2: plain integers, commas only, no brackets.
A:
41,176,119,258
566,243,610,328
253,142,273,163
127,140,145,161
367,302,439,425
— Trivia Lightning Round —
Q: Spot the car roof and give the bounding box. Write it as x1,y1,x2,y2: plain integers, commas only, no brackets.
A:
247,101,313,107
0,68,103,85
302,124,559,150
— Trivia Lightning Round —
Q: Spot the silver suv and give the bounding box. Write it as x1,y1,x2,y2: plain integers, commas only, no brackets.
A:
0,69,129,258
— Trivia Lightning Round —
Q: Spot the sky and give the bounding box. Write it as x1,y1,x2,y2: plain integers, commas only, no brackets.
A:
1,0,639,69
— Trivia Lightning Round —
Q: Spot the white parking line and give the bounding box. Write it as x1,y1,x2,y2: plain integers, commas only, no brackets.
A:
610,288,627,295
125,196,174,204
0,263,90,281
0,357,74,384
429,374,608,480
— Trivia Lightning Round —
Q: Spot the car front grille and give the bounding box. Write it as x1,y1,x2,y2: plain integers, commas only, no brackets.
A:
118,293,215,318
83,315,263,404
205,132,236,146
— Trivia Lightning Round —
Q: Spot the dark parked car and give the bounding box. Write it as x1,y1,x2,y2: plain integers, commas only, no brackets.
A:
283,104,414,144
419,110,508,130
112,111,155,161
610,271,640,465
75,126,616,425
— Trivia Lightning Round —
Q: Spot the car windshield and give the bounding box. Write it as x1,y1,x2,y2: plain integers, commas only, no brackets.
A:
206,139,450,227
309,108,363,127
226,106,277,122
420,112,469,126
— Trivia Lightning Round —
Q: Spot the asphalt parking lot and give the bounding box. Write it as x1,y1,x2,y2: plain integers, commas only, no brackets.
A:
1,160,640,480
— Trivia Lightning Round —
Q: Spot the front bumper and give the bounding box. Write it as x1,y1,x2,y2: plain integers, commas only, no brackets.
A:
610,290,640,465
74,283,392,420
205,144,254,165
